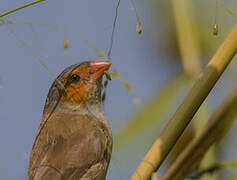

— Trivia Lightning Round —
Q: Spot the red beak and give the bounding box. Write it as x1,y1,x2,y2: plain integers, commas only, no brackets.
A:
89,61,111,81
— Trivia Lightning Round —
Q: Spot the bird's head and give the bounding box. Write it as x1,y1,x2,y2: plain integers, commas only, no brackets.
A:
44,61,111,114
60,61,111,105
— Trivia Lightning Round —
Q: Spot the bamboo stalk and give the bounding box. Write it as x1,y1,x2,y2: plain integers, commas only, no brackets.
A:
172,0,201,77
130,24,237,180
171,1,218,179
162,86,237,180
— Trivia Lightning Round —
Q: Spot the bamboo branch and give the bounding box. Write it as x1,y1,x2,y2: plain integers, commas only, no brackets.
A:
130,24,237,180
162,86,237,180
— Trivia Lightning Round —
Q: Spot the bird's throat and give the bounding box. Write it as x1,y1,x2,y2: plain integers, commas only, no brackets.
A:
57,101,105,120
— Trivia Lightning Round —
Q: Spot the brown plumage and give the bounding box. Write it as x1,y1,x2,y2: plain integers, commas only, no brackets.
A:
28,61,112,180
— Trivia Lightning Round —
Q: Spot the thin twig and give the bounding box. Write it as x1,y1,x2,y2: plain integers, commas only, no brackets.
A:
107,0,121,60
0,18,55,78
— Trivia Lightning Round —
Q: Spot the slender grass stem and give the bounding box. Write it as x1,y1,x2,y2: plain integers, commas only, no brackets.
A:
0,0,46,18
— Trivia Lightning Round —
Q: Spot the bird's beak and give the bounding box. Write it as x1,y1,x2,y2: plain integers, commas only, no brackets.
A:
89,61,111,81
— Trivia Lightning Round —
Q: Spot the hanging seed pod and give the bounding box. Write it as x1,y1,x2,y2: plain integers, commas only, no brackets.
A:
136,21,142,35
64,39,69,50
213,23,218,36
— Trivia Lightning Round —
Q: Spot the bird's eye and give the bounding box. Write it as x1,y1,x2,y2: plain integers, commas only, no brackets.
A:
70,74,80,83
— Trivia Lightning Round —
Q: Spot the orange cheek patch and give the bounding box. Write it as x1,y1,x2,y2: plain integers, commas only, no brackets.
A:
61,81,89,104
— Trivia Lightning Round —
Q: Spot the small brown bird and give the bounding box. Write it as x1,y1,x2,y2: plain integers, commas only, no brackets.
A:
28,61,112,180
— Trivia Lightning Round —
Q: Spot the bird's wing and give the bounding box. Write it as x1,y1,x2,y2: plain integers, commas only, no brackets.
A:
32,161,107,180
28,112,112,180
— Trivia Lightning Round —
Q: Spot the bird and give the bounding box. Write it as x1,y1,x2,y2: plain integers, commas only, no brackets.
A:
28,61,113,180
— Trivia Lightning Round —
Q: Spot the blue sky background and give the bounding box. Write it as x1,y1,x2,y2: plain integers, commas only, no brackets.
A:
0,0,236,179
0,0,174,179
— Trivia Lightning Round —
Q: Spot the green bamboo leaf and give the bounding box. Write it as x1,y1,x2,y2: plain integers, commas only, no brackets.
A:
114,73,190,150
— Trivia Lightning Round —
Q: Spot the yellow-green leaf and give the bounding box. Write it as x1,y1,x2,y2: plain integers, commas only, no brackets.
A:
96,49,106,59
111,67,121,79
